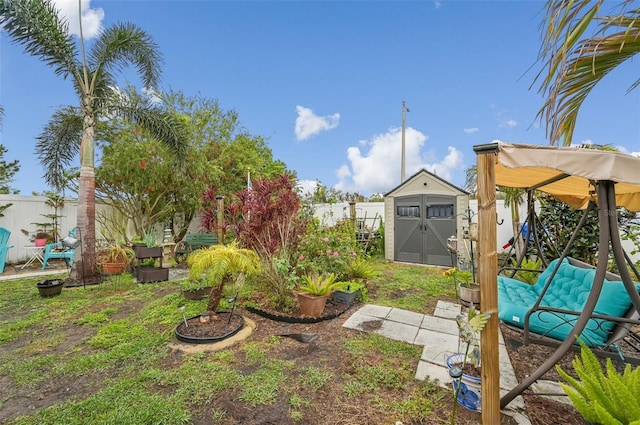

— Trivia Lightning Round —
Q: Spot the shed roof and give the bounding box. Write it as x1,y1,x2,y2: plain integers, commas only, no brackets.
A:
384,168,469,197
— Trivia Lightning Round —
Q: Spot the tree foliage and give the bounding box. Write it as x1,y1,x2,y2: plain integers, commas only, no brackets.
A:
537,1,640,145
227,173,309,259
0,144,20,217
0,0,187,282
95,121,193,240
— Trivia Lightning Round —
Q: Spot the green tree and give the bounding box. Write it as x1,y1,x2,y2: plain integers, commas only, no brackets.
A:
96,90,287,243
0,0,186,281
0,144,20,217
537,1,640,145
301,181,345,204
96,126,187,240
158,90,287,241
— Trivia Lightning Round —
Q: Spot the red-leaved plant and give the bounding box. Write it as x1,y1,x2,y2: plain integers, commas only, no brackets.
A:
228,173,309,259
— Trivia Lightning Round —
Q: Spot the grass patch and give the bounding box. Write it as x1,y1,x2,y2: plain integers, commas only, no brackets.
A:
0,257,465,425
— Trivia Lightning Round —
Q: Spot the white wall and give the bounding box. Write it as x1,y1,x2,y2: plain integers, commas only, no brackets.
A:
0,195,108,264
1,195,637,265
312,200,640,264
312,200,517,248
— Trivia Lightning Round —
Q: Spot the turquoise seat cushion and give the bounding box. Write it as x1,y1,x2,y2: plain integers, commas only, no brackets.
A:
498,258,638,347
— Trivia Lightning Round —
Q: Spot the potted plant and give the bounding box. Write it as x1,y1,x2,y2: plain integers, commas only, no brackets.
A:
180,279,212,300
297,272,341,317
556,340,640,425
446,305,492,420
21,228,52,247
132,228,162,259
97,244,134,275
331,280,366,306
36,279,64,297
443,267,479,305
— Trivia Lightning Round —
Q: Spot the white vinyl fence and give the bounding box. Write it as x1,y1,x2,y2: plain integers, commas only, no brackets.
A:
1,195,637,266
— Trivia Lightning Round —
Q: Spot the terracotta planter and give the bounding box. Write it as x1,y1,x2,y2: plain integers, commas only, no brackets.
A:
297,292,329,317
459,283,480,305
36,279,64,297
101,262,127,275
34,238,47,247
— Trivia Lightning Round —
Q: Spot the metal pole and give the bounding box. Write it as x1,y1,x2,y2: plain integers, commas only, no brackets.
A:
401,101,409,183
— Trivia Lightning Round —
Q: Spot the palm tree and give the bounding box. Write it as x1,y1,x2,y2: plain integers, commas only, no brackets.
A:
0,0,186,282
187,242,261,314
537,0,640,146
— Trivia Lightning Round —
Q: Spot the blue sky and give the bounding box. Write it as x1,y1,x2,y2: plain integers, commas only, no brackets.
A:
1,0,639,196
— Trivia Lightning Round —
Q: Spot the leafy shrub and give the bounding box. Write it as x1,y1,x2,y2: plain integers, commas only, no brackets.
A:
512,257,542,285
228,173,309,258
296,219,360,280
345,257,377,280
556,340,640,424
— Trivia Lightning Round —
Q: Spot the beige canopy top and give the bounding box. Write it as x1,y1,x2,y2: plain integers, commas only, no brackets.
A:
486,142,640,212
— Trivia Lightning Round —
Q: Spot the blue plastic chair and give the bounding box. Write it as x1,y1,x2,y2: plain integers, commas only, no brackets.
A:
42,228,78,269
0,227,14,273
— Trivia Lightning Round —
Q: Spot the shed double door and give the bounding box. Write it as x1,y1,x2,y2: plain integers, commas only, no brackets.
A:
394,194,456,266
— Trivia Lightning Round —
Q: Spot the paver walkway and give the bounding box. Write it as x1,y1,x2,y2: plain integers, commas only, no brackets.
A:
342,301,532,424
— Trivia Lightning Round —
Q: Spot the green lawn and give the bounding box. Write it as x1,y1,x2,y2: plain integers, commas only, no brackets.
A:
0,258,469,425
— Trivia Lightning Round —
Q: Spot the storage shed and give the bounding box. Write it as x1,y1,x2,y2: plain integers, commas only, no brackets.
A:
384,169,470,267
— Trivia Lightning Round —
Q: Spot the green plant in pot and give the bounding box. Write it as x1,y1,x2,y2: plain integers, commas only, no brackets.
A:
556,339,640,425
447,305,492,421
21,228,52,247
444,267,479,305
332,279,367,305
180,279,212,300
97,244,134,274
297,272,341,317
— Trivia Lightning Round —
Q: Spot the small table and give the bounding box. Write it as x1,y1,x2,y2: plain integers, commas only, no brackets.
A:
21,246,45,270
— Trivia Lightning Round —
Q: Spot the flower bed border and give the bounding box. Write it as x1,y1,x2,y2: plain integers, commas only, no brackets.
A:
246,303,351,324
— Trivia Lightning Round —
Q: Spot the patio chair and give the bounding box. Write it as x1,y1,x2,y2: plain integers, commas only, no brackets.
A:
0,227,14,273
42,228,78,269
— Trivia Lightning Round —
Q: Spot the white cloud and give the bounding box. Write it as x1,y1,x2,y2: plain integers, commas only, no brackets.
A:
52,0,104,39
334,127,464,195
463,127,479,134
296,179,319,196
499,119,517,128
294,105,340,141
631,152,640,157
142,87,163,105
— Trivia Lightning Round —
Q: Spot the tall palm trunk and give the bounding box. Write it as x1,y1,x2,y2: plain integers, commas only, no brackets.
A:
72,166,97,281
71,104,99,282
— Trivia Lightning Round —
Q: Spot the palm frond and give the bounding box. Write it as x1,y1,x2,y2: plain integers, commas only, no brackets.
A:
536,1,640,145
88,22,162,90
35,106,82,190
105,87,188,160
0,0,79,79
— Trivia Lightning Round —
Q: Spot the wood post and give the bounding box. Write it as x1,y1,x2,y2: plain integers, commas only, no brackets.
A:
216,196,224,245
474,143,500,423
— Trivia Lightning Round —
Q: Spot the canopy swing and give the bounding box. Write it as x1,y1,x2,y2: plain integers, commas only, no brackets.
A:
499,189,562,272
473,142,640,422
498,197,640,355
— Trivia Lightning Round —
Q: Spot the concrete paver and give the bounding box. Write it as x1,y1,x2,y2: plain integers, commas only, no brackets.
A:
343,301,533,424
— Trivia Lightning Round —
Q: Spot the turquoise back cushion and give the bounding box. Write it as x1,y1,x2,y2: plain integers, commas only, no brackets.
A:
498,258,639,347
